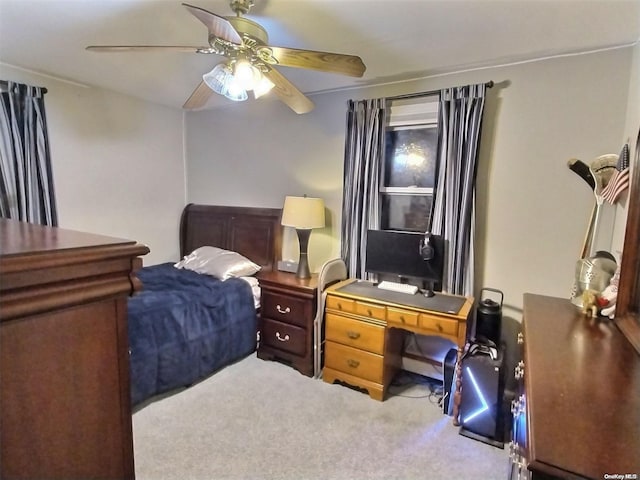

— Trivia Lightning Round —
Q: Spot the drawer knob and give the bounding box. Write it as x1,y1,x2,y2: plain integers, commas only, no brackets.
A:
511,394,526,417
435,323,443,332
511,399,522,416
276,304,291,314
508,440,517,459
337,303,343,310
347,331,360,340
400,316,405,323
275,332,290,342
367,309,372,316
347,359,360,368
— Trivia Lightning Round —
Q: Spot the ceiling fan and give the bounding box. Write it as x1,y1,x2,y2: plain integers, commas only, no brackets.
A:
86,1,366,114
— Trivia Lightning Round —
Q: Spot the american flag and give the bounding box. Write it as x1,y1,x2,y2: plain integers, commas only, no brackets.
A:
602,143,630,204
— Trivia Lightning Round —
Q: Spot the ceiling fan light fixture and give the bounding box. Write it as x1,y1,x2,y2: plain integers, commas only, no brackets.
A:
88,1,366,113
224,74,249,101
202,63,248,102
233,60,261,91
253,76,275,99
202,63,231,95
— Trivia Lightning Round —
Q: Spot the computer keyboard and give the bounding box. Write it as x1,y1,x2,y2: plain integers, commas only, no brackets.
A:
377,281,418,295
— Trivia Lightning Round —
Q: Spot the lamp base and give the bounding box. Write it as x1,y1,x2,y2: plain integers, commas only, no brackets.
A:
295,229,312,279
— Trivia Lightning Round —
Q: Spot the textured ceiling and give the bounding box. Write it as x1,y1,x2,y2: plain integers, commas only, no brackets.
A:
1,0,639,111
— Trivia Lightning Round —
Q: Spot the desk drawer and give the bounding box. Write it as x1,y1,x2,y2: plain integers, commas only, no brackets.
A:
387,307,418,328
325,313,384,354
325,341,383,383
419,314,458,336
326,295,356,314
355,301,386,321
262,291,310,328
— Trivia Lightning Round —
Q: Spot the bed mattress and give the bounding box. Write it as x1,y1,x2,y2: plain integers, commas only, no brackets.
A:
127,263,257,405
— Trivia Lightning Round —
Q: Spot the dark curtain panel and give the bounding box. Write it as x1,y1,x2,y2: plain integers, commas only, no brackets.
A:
0,81,57,226
431,83,487,296
340,98,387,279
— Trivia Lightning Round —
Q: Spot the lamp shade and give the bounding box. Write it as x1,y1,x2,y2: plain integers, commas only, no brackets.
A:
202,63,248,102
281,196,325,230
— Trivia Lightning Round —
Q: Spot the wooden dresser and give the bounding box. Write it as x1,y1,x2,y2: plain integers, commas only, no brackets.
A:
0,219,149,480
256,270,318,377
509,293,640,479
322,279,472,422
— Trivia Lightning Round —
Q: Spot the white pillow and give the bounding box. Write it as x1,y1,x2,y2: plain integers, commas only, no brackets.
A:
174,246,261,280
240,276,261,310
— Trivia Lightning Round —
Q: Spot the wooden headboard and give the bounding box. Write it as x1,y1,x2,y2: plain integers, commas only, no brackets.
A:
179,204,283,272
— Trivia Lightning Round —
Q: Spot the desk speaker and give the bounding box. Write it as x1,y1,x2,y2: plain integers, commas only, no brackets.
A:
458,342,505,448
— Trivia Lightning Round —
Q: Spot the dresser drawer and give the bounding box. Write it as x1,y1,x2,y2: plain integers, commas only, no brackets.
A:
419,314,458,336
326,295,355,314
260,318,307,356
325,341,383,383
387,307,418,328
262,291,310,328
355,301,386,321
325,313,385,354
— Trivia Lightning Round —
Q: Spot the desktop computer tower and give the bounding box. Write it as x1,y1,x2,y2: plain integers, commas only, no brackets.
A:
458,342,505,448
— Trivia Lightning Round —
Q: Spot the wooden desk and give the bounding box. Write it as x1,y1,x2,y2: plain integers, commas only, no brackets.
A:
322,278,473,424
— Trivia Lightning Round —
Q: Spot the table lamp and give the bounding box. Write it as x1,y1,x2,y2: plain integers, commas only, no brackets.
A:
281,195,325,279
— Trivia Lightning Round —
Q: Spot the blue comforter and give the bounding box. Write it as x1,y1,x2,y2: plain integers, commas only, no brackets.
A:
128,263,257,406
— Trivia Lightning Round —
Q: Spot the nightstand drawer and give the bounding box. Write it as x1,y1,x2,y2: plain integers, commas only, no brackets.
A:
260,318,307,356
419,314,458,336
325,313,384,354
262,291,310,327
325,341,383,383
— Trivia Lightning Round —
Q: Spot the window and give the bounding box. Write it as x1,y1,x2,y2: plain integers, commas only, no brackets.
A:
380,96,439,233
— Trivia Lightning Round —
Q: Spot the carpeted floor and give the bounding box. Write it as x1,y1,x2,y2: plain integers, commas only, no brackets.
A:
133,354,509,480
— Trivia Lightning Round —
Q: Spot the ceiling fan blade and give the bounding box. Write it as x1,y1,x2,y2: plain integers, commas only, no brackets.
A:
262,67,314,115
86,45,208,53
183,80,214,110
182,3,242,45
267,46,366,78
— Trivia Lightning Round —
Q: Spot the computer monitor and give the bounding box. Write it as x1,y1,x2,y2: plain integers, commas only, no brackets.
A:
365,229,444,296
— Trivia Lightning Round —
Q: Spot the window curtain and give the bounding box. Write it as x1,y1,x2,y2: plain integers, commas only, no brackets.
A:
431,83,487,296
340,98,387,279
0,81,57,226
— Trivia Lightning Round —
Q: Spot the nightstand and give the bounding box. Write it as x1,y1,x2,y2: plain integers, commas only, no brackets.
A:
256,271,318,376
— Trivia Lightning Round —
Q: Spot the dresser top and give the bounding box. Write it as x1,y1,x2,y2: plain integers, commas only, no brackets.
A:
1,219,149,321
523,293,640,478
0,218,140,257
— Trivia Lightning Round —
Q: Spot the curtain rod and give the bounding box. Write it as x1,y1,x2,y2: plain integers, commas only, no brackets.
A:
386,80,494,101
0,80,48,94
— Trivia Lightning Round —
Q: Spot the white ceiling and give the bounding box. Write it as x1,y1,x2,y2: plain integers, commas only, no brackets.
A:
1,0,639,112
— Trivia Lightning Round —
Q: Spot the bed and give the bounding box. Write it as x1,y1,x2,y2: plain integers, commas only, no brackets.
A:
127,204,282,406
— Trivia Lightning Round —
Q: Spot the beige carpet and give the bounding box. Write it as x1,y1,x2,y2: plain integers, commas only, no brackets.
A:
133,354,509,480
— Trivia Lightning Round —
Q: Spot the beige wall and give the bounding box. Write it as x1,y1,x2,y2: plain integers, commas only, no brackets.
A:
611,42,640,254
185,46,633,316
0,64,186,265
2,45,635,315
